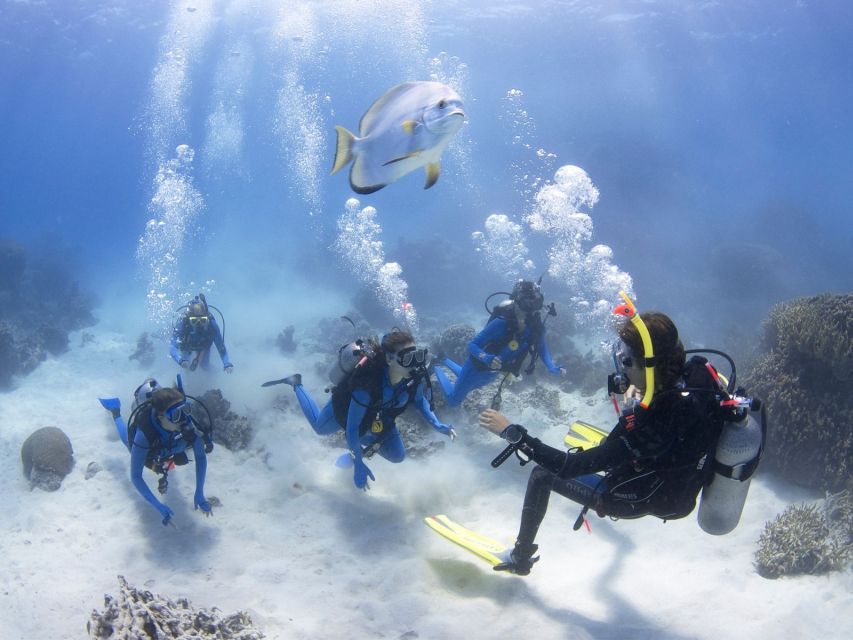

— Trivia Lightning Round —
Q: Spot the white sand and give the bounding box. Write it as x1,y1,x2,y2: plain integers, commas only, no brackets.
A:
1,314,851,640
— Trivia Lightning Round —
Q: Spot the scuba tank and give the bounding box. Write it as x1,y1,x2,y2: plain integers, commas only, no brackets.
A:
133,378,161,410
697,398,766,535
328,338,375,388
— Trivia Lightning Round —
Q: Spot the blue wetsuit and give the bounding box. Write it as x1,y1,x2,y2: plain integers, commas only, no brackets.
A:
113,408,210,524
292,368,452,488
434,313,562,406
170,315,232,371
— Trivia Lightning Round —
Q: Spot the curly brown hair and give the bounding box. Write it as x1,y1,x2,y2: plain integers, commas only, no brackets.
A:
381,328,415,355
618,311,685,390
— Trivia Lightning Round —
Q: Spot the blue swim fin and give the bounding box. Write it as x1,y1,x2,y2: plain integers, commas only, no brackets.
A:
98,397,121,419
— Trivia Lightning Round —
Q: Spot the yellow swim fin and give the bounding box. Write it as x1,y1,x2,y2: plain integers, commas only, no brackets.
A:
331,125,356,175
564,420,609,450
424,515,508,566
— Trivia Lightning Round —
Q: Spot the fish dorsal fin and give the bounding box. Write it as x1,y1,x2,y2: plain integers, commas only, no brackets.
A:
359,82,419,135
424,161,440,189
402,119,418,135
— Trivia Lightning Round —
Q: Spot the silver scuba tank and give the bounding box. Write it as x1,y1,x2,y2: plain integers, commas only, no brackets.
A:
132,378,161,410
698,405,764,535
328,340,372,387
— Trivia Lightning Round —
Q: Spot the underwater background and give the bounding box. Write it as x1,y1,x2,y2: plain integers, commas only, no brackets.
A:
2,2,853,638
2,0,851,350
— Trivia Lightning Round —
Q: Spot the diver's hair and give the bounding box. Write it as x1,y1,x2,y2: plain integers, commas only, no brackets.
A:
381,328,415,354
618,311,685,390
150,387,185,412
187,301,207,317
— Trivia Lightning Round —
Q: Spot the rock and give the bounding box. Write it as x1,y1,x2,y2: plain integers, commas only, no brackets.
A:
21,426,74,491
198,389,253,451
85,461,102,480
129,332,156,368
276,325,296,354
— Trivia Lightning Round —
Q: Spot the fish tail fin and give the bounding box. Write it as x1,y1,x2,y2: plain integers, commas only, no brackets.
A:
331,125,357,175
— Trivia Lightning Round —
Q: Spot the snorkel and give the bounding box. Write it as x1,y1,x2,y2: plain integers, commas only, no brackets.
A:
613,291,656,409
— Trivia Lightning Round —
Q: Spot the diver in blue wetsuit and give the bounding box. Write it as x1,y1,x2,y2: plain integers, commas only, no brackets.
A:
99,379,214,525
434,279,565,407
170,293,233,373
274,329,455,490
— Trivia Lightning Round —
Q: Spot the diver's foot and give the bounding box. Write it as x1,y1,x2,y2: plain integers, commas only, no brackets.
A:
493,543,539,576
281,373,302,387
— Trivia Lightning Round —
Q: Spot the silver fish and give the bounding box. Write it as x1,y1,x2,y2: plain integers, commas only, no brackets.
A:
331,81,465,194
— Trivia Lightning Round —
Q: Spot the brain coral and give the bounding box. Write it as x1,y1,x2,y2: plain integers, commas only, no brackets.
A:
743,294,853,492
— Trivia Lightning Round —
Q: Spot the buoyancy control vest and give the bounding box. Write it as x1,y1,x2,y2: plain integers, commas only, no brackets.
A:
330,355,422,437
597,356,731,520
478,302,545,375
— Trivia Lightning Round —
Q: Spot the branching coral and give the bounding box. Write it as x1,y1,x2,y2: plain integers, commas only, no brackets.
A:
755,488,853,579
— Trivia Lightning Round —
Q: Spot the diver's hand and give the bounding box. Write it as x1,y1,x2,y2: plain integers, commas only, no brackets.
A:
179,359,191,369
194,493,213,516
479,408,511,436
488,356,503,371
353,458,375,490
157,503,175,526
224,364,234,374
204,440,214,454
550,365,567,375
435,423,457,441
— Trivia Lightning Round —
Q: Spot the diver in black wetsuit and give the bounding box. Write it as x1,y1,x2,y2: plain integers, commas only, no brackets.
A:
480,311,723,575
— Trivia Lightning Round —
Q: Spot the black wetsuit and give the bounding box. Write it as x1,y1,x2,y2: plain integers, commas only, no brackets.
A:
512,387,721,548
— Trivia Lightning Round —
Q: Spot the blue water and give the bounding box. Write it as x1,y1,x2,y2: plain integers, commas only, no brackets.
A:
1,0,851,347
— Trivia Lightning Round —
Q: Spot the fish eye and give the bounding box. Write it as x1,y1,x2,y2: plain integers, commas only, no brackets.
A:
438,99,446,109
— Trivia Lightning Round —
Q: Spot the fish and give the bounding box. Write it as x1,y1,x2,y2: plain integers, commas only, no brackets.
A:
331,81,465,194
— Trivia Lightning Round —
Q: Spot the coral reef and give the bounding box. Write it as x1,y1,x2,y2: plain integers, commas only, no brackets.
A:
88,575,264,639
755,486,853,579
198,389,253,451
21,426,74,491
0,237,96,389
431,323,476,364
129,332,156,368
276,325,296,354
742,294,853,492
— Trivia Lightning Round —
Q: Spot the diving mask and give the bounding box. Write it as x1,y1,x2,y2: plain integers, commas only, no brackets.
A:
188,315,209,329
608,342,637,395
164,401,191,425
395,345,428,369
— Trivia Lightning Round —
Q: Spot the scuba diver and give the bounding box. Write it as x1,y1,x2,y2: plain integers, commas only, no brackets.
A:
265,328,455,490
98,377,215,525
433,279,565,407
170,293,233,373
478,294,764,575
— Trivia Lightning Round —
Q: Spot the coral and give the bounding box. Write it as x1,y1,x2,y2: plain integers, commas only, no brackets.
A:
276,325,296,354
129,332,156,368
21,426,74,491
432,323,476,364
88,575,264,639
0,237,96,389
198,389,253,451
755,487,853,579
742,294,853,491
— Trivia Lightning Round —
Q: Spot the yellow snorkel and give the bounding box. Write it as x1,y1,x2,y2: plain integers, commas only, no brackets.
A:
613,291,655,409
